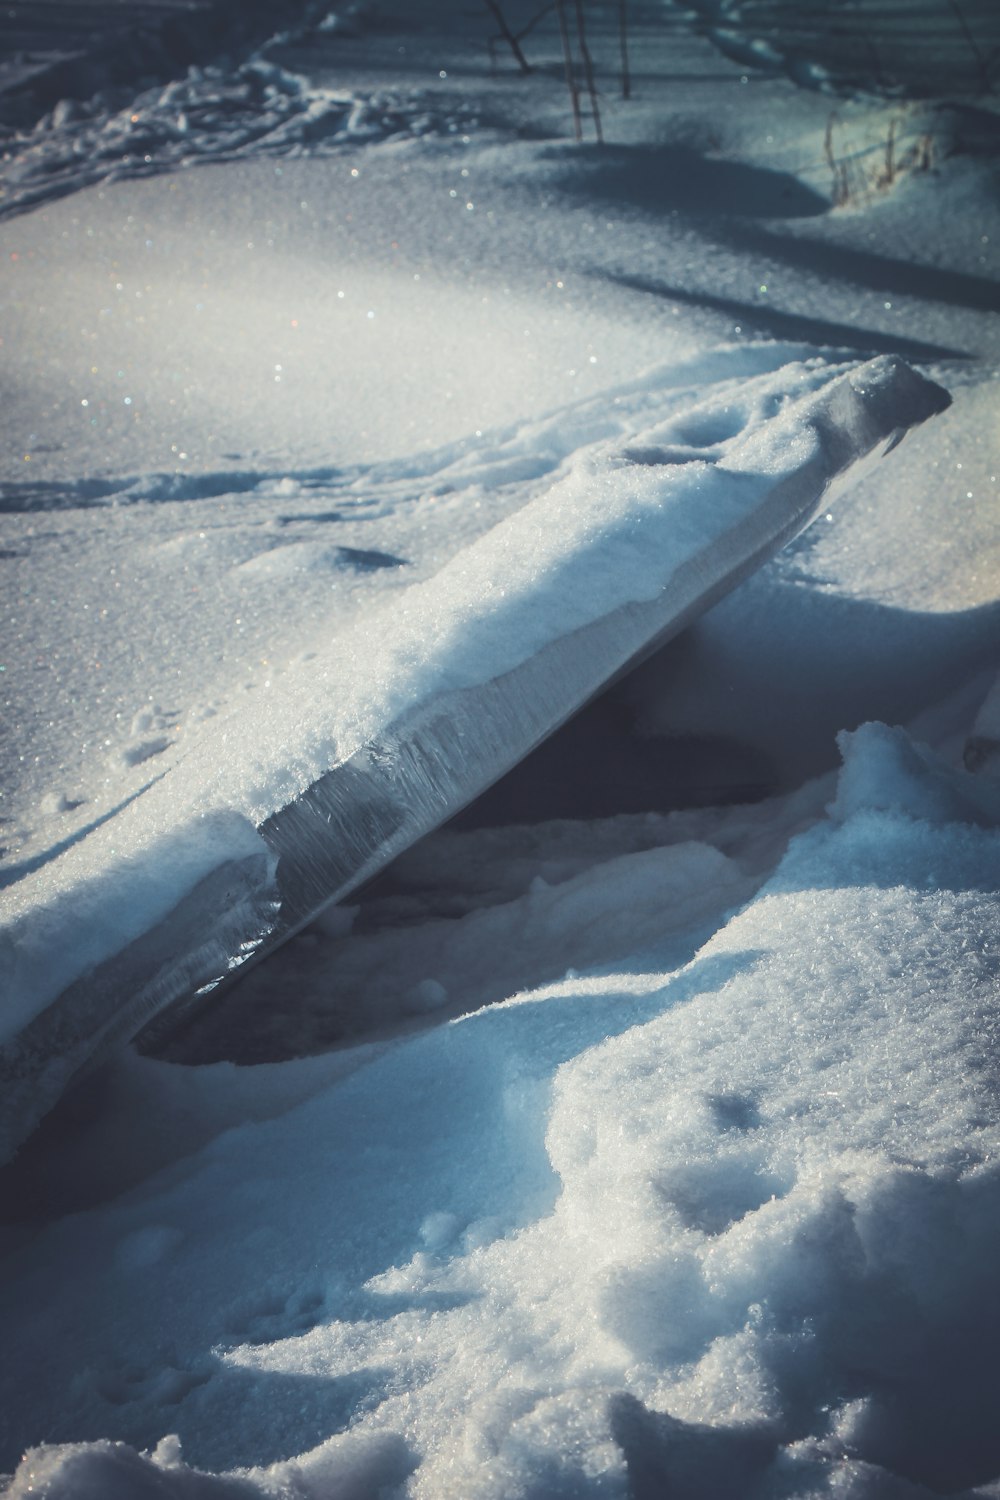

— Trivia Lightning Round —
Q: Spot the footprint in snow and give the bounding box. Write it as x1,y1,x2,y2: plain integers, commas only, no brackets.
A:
38,789,85,817
94,1360,211,1409
226,1285,327,1346
235,542,406,579
111,704,180,770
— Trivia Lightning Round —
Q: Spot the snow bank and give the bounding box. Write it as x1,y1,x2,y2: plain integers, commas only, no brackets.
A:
0,57,478,221
0,355,948,1163
0,0,487,224
5,713,1000,1497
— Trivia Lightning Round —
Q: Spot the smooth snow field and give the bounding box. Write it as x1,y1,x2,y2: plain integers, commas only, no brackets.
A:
2,0,1000,1496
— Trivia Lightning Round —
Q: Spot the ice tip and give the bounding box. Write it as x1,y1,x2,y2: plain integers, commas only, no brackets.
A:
848,354,952,420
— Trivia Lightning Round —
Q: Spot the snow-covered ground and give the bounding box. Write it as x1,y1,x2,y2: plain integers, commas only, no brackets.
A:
1,0,1000,1494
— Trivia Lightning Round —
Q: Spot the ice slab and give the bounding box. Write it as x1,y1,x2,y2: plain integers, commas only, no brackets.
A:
0,356,948,1162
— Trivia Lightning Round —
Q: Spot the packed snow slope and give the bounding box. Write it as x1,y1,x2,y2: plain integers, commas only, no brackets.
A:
1,0,1000,1496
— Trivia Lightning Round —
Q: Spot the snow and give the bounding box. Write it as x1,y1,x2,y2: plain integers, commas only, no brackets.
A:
2,0,1000,1495
6,730,1000,1498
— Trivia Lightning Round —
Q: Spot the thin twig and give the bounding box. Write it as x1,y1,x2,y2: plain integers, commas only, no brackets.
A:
619,0,631,99
515,2,558,45
573,0,603,143
946,0,995,93
482,0,533,73
555,0,583,142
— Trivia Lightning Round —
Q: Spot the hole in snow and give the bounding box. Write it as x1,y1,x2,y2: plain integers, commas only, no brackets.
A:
451,685,775,830
655,1154,793,1237
709,1091,762,1133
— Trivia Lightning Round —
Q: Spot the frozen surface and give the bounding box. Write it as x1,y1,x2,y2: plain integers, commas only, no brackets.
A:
1,0,1000,1495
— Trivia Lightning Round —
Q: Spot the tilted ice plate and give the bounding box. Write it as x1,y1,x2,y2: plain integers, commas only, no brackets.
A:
0,356,949,1161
